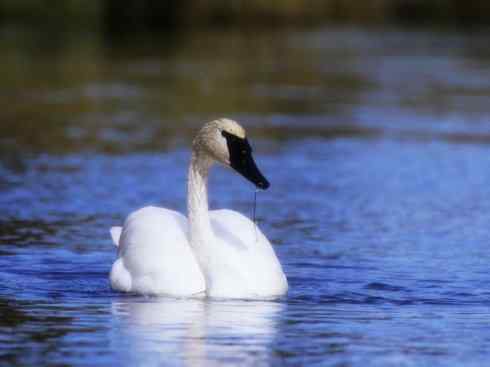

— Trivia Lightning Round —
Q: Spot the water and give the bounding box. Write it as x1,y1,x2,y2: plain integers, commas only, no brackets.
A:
2,26,490,366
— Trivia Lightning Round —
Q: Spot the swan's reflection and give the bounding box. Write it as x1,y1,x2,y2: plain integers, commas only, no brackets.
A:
111,296,283,367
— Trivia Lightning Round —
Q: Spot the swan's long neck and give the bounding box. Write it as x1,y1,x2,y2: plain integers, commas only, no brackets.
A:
187,150,215,254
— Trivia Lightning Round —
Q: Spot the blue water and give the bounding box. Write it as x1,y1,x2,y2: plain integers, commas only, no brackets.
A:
2,26,490,366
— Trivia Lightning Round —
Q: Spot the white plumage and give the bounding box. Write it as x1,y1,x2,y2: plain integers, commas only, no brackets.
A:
110,207,205,296
109,118,288,299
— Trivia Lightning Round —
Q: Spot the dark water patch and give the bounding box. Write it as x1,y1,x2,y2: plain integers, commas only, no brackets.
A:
365,282,408,292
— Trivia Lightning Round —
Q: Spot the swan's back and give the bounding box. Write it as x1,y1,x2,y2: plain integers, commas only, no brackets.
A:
208,209,288,298
110,206,205,296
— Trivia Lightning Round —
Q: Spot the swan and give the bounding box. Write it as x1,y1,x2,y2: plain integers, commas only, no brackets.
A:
109,118,288,299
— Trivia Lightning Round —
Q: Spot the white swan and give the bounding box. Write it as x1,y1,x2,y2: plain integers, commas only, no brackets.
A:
109,118,288,299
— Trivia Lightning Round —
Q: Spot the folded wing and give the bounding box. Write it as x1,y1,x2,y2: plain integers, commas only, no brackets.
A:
110,206,205,296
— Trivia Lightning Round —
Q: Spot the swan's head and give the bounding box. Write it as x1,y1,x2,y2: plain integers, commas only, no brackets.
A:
194,118,270,190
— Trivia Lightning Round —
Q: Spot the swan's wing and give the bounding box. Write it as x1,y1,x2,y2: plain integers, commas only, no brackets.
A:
110,206,205,296
210,209,272,253
110,226,122,247
209,209,287,297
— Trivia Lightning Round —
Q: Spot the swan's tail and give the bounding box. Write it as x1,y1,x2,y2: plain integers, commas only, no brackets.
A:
110,226,122,247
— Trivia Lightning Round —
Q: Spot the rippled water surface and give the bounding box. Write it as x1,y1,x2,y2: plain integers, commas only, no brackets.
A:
2,26,490,366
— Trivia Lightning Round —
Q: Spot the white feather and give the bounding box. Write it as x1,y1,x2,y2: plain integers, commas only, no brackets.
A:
110,226,122,247
109,118,287,298
110,206,205,296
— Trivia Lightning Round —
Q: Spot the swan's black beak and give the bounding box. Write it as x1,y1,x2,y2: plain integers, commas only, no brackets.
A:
222,131,270,190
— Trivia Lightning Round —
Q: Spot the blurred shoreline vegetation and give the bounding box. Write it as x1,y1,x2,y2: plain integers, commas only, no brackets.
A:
1,0,490,33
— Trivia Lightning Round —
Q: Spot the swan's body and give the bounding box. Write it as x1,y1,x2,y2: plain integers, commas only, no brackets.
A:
109,118,288,299
109,206,205,296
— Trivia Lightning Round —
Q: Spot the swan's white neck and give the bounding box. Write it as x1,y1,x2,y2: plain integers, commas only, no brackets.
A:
187,150,215,256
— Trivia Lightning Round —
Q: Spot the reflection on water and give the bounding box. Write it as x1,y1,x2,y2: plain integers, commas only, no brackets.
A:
112,298,283,367
2,26,490,156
